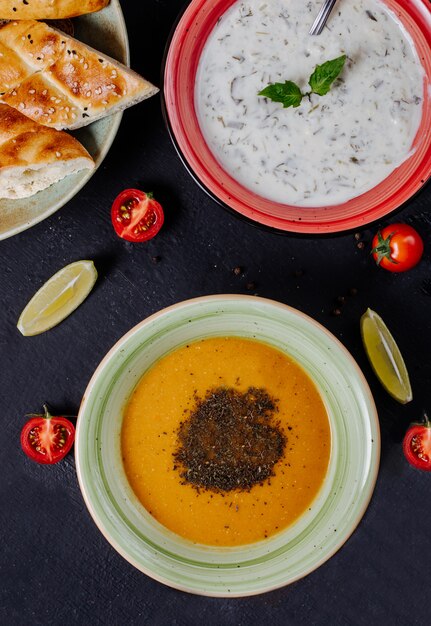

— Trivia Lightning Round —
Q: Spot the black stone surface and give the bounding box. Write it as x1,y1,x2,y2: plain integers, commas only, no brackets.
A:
1,2,431,624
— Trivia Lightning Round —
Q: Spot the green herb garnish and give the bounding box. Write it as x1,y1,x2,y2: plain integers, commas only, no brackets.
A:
258,80,303,108
258,54,346,108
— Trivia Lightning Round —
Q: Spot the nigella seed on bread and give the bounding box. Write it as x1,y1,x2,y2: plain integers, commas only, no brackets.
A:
0,103,94,198
0,0,109,20
0,20,159,130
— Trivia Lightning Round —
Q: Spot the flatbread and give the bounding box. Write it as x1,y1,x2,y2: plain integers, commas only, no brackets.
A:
0,103,94,198
0,1,109,20
0,20,158,130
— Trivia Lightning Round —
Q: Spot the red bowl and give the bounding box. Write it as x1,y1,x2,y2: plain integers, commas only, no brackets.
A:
163,0,431,234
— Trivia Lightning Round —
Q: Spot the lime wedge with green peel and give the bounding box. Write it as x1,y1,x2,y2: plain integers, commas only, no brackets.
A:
17,260,97,336
360,308,412,404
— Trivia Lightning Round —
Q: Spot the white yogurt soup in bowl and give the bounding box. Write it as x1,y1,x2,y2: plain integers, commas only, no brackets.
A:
163,0,431,233
195,0,424,207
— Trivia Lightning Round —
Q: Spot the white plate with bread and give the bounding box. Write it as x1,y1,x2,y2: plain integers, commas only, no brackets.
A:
0,0,158,240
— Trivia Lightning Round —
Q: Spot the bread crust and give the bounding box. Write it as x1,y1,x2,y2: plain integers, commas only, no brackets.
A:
0,103,92,165
0,20,159,129
0,1,109,20
0,103,94,198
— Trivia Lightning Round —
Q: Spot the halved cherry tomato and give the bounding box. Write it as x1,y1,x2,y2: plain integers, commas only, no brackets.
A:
371,223,423,273
403,414,431,472
20,405,75,465
111,189,164,242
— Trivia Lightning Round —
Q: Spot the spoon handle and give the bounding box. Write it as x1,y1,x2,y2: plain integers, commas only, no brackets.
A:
309,0,338,36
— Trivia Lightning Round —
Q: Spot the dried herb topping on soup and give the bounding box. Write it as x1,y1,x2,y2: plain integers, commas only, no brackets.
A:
173,387,286,492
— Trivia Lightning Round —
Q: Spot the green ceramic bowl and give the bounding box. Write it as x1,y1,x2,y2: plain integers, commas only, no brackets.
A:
76,295,380,596
0,0,128,241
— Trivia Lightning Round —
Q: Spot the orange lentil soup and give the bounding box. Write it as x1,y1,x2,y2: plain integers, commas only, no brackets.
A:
121,337,331,546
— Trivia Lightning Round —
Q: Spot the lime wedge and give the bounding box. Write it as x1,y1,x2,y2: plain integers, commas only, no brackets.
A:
360,308,412,404
17,260,97,336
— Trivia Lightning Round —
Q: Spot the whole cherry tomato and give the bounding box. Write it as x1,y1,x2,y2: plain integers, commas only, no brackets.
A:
403,414,431,472
111,189,164,243
371,223,423,272
20,404,75,465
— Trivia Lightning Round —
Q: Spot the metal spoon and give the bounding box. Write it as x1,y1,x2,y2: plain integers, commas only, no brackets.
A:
309,0,338,36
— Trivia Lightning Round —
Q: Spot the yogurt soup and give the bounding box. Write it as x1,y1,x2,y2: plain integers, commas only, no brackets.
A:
195,0,425,206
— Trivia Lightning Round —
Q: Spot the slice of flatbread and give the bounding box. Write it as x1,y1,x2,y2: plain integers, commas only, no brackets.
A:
0,20,159,130
0,18,74,36
0,103,94,199
0,1,109,20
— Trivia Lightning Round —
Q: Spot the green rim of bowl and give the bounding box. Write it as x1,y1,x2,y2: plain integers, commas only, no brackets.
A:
75,295,380,596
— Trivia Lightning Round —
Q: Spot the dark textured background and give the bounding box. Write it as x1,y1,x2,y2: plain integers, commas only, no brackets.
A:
1,1,431,624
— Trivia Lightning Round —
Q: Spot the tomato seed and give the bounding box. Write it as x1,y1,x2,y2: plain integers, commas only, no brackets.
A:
411,435,429,462
125,198,139,210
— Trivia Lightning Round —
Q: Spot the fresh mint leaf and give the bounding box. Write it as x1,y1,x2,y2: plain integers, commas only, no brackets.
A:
308,55,346,96
258,55,346,109
258,81,303,108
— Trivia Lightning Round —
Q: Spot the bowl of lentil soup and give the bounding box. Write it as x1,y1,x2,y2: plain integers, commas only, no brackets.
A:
75,295,379,596
162,0,431,234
